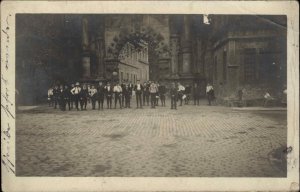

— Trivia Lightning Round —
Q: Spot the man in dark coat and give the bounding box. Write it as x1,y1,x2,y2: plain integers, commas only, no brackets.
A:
63,85,71,110
170,83,178,110
158,83,166,106
127,81,133,107
69,83,75,109
79,84,89,110
142,82,150,106
134,80,143,108
105,82,113,109
58,85,65,111
123,84,131,108
121,80,126,108
193,83,201,106
53,85,60,109
97,81,105,110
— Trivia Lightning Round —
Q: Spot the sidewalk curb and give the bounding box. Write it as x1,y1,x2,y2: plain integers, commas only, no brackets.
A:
231,107,287,111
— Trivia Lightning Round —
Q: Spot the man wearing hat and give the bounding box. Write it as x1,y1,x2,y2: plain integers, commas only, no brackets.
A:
134,80,143,108
193,83,201,106
149,82,158,108
47,86,54,107
158,83,166,107
97,81,105,110
105,82,113,109
70,83,75,109
89,84,98,110
177,82,185,106
170,82,178,109
121,80,126,108
206,83,214,106
71,82,82,111
113,82,123,109
79,84,89,110
63,85,71,110
53,85,60,109
143,82,150,106
123,83,131,108
58,85,65,111
128,81,134,107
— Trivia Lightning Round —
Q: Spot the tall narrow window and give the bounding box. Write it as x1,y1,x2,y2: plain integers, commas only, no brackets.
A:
214,56,218,80
244,48,256,82
223,50,227,81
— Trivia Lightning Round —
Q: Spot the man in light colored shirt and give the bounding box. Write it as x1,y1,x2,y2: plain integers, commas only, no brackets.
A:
177,83,185,106
113,83,123,109
149,82,158,108
89,85,98,110
47,87,53,107
134,80,143,108
264,91,275,107
71,82,82,110
206,83,214,106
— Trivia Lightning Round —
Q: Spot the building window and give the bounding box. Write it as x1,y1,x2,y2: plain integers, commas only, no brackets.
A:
127,73,129,81
244,48,256,82
214,56,218,80
258,48,277,82
223,50,227,81
121,72,123,81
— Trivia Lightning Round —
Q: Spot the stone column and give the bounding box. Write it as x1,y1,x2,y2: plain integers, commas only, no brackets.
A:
96,36,105,79
82,16,91,78
170,34,179,78
181,15,192,75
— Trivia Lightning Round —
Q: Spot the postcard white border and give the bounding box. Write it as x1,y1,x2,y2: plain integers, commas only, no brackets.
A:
1,1,299,191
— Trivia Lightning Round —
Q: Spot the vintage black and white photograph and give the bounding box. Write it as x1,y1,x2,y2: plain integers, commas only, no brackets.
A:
14,13,289,177
1,1,299,191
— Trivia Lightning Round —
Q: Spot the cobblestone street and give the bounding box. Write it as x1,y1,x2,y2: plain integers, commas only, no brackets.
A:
16,99,287,177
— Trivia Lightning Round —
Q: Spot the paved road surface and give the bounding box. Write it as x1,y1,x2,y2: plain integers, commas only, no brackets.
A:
16,99,287,177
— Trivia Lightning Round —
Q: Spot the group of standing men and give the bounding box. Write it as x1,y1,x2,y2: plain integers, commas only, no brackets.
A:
47,80,215,111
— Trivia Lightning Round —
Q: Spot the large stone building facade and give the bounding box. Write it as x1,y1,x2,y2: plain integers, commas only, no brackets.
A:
207,15,287,100
16,14,287,105
79,15,209,87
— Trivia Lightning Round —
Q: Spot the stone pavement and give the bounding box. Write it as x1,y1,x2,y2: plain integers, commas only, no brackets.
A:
16,99,287,177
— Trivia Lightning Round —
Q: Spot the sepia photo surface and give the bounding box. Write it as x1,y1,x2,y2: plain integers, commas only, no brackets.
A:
1,1,299,191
